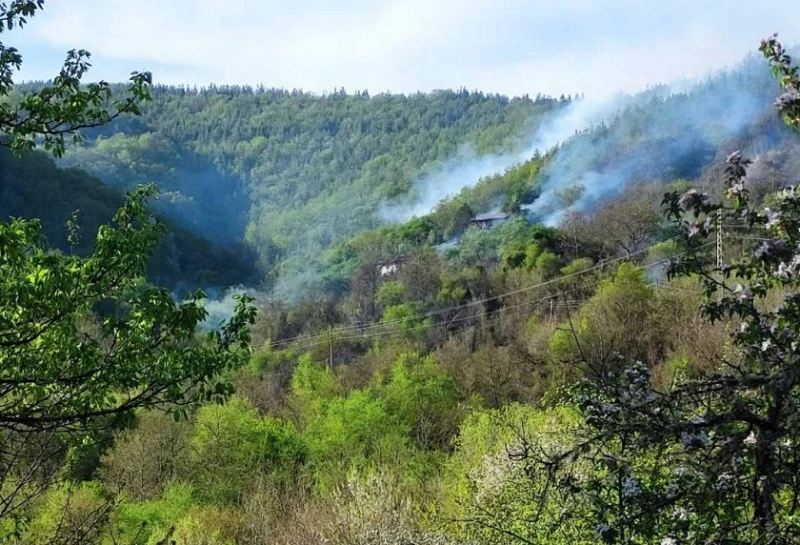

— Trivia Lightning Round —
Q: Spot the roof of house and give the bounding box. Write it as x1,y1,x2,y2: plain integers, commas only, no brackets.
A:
376,256,409,266
472,212,510,222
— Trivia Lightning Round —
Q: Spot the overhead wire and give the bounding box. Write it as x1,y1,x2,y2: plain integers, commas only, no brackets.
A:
265,216,777,354
266,236,683,349
270,242,714,353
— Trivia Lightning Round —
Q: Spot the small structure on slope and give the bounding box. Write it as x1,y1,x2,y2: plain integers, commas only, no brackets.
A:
470,212,510,229
377,257,408,277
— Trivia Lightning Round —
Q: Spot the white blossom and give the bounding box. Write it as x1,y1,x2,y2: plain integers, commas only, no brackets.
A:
623,475,642,498
764,208,781,229
595,523,611,537
674,466,691,477
716,473,735,490
732,284,753,301
674,508,690,521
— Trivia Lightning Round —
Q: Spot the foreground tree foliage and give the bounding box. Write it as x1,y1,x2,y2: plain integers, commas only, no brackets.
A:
0,1,255,539
466,36,800,545
0,1,151,156
0,185,255,431
5,2,800,544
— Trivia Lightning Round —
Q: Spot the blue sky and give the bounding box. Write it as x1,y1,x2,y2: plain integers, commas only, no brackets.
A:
9,0,800,98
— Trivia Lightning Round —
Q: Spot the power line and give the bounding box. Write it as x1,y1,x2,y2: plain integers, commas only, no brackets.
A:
270,245,711,353
730,235,777,242
269,241,702,350
267,237,683,349
721,223,767,230
283,279,609,352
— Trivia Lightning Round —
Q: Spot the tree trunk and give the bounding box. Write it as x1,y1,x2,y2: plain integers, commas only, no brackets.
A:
753,428,776,537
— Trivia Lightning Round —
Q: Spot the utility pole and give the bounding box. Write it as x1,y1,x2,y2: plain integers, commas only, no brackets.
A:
716,213,723,269
327,326,333,369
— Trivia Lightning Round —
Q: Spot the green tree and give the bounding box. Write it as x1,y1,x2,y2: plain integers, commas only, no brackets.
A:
533,250,562,279
0,1,255,537
303,389,401,490
494,39,800,545
549,263,657,377
0,1,151,156
190,396,305,504
382,353,461,450
289,354,340,424
375,281,406,308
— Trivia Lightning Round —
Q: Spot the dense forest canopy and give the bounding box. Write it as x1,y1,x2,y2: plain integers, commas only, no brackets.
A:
37,48,799,301
0,147,257,291
55,87,567,295
4,1,800,544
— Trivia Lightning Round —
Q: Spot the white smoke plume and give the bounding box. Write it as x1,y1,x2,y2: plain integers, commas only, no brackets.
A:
527,58,778,225
384,54,781,227
380,96,625,222
198,286,265,331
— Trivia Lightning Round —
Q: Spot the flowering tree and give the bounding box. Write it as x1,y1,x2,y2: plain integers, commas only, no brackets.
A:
459,36,800,545
556,36,800,544
763,35,800,131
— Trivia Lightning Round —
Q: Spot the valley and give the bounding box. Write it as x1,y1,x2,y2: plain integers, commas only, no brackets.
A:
2,3,800,544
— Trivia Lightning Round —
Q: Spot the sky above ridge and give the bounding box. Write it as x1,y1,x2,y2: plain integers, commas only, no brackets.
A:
9,0,800,98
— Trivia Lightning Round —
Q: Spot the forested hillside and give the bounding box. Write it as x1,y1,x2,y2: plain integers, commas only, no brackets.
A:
58,88,566,293
53,51,800,301
0,148,257,291
5,1,800,543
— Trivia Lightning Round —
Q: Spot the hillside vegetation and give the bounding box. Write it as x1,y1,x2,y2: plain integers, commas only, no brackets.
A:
54,51,800,301
0,148,257,291
4,2,800,543
58,88,567,291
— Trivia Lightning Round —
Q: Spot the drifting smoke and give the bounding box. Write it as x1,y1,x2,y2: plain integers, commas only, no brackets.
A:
526,57,778,225
380,96,626,222
380,149,524,222
183,50,789,308
198,286,266,331
382,53,784,227
271,56,779,302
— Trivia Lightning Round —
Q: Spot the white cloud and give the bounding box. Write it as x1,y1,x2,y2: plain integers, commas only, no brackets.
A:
9,0,800,97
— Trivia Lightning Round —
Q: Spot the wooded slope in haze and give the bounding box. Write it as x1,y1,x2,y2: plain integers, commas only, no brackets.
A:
55,88,566,291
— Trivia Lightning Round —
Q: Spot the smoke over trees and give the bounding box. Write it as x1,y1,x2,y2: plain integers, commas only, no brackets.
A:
5,0,800,543
23,38,797,306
